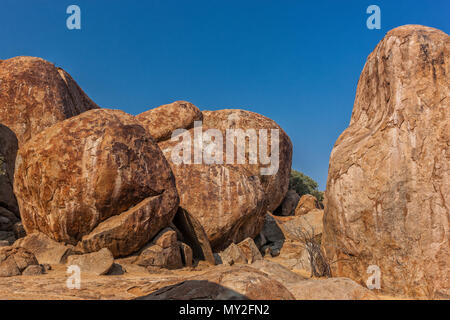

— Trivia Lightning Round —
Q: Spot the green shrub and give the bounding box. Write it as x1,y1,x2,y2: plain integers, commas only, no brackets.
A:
289,169,324,202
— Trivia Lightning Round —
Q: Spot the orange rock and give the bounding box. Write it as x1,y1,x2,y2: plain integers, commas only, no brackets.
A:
295,194,319,216
0,56,99,146
323,25,450,298
14,109,179,257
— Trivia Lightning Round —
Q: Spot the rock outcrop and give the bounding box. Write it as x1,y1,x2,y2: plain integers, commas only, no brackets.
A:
14,109,179,257
201,109,293,212
136,101,202,142
158,163,266,251
0,56,99,146
140,106,292,251
323,25,450,298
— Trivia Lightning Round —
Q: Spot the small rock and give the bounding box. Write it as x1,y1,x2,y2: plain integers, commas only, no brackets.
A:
66,248,114,276
107,263,125,275
295,194,320,216
135,242,182,270
14,232,74,265
153,228,177,249
22,264,45,276
219,243,247,266
0,247,38,277
237,238,262,263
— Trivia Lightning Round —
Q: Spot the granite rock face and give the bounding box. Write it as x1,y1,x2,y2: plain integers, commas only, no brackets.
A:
136,101,202,142
323,25,450,298
0,56,99,146
148,107,292,251
201,109,293,212
14,109,179,257
139,265,295,300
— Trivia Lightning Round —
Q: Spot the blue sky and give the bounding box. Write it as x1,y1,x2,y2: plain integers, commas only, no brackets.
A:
1,0,449,189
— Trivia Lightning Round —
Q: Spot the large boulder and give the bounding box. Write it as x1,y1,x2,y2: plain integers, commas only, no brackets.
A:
139,106,292,251
135,101,202,142
156,164,265,251
0,124,19,218
0,56,99,146
201,109,293,212
139,265,295,300
14,109,179,257
323,25,449,298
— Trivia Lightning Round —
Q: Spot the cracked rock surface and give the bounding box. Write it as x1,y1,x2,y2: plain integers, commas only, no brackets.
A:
14,109,179,257
323,25,449,298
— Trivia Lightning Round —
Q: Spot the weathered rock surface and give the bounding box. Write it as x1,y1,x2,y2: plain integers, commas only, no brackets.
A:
22,264,45,276
172,208,216,265
201,109,293,212
136,101,202,142
218,243,248,266
157,163,266,251
250,259,308,284
275,189,300,216
66,248,114,276
279,209,324,240
295,194,320,216
14,109,179,257
134,228,183,270
13,233,74,265
287,278,379,300
0,56,99,146
323,25,450,298
139,265,295,300
237,238,263,263
0,124,19,218
148,107,292,251
0,247,38,277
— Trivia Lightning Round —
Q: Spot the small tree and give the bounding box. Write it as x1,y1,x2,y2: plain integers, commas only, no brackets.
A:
289,170,324,203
